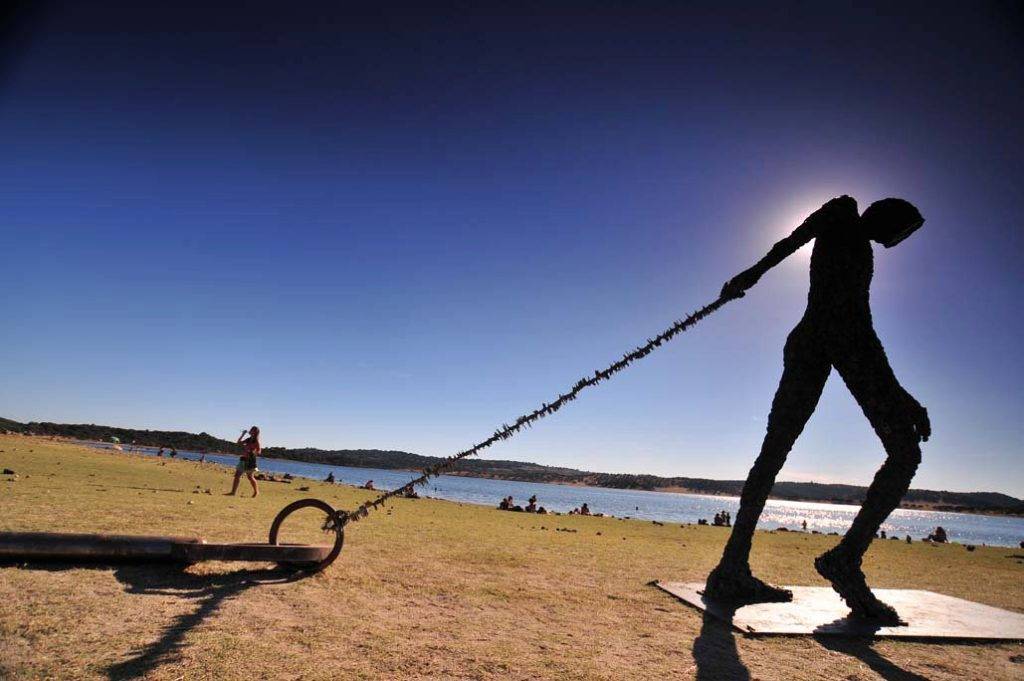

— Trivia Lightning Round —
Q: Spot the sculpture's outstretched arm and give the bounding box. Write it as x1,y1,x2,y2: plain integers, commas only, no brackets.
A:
721,195,857,299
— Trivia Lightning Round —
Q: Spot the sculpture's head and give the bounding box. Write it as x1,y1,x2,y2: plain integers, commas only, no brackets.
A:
861,198,924,248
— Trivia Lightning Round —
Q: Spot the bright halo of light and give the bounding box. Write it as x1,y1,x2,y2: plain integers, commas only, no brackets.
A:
771,194,835,263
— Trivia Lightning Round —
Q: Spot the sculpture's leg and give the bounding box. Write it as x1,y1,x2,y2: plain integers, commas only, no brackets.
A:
816,341,922,623
705,326,830,603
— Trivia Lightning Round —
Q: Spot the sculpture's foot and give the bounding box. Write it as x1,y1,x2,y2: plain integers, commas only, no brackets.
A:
815,548,904,625
704,563,793,604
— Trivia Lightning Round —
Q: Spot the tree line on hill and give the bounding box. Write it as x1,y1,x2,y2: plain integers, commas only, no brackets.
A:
14,420,243,455
6,417,1022,514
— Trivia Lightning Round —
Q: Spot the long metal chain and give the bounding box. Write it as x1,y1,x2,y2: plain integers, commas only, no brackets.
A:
343,294,732,525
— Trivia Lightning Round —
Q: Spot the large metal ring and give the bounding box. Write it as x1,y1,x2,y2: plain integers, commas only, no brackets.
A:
269,498,345,573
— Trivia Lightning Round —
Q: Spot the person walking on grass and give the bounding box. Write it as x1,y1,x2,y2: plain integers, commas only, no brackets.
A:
228,426,261,497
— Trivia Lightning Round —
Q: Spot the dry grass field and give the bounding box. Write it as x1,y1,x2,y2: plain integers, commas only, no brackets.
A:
0,434,1021,680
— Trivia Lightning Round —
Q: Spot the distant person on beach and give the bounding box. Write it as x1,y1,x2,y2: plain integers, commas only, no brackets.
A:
362,480,375,490
227,426,260,497
325,472,336,483
580,503,591,516
169,448,177,458
526,495,538,513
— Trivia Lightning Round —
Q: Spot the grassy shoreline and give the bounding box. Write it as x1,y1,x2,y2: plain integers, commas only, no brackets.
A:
1,434,1022,680
64,436,1024,520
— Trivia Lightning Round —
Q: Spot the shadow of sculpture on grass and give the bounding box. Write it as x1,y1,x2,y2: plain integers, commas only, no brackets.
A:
104,563,300,680
1,559,299,681
814,629,930,681
692,605,749,681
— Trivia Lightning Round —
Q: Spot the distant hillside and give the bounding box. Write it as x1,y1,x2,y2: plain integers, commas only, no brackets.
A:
0,417,26,433
264,447,1024,514
263,446,584,479
24,422,241,454
10,418,1023,515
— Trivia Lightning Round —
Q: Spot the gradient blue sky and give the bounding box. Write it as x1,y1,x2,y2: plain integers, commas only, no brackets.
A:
1,2,1021,496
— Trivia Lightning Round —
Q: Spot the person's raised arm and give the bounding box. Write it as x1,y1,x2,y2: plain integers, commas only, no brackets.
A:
720,195,857,300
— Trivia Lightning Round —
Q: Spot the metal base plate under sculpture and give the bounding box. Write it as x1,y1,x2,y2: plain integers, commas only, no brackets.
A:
656,582,1024,641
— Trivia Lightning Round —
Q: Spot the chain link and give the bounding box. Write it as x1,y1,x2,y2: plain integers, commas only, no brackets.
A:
344,295,731,524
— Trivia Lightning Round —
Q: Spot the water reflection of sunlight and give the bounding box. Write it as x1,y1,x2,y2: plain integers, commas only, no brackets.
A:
85,442,1024,547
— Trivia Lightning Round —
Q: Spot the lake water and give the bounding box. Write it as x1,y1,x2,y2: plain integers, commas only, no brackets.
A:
92,443,1024,548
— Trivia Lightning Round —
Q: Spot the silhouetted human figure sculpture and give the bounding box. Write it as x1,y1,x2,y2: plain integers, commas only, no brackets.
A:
704,196,930,623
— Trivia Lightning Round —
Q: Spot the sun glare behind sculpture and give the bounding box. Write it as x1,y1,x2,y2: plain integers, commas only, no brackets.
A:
774,195,833,263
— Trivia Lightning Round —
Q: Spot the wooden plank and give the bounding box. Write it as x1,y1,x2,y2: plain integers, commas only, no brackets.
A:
0,532,329,565
172,542,330,563
0,531,202,560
